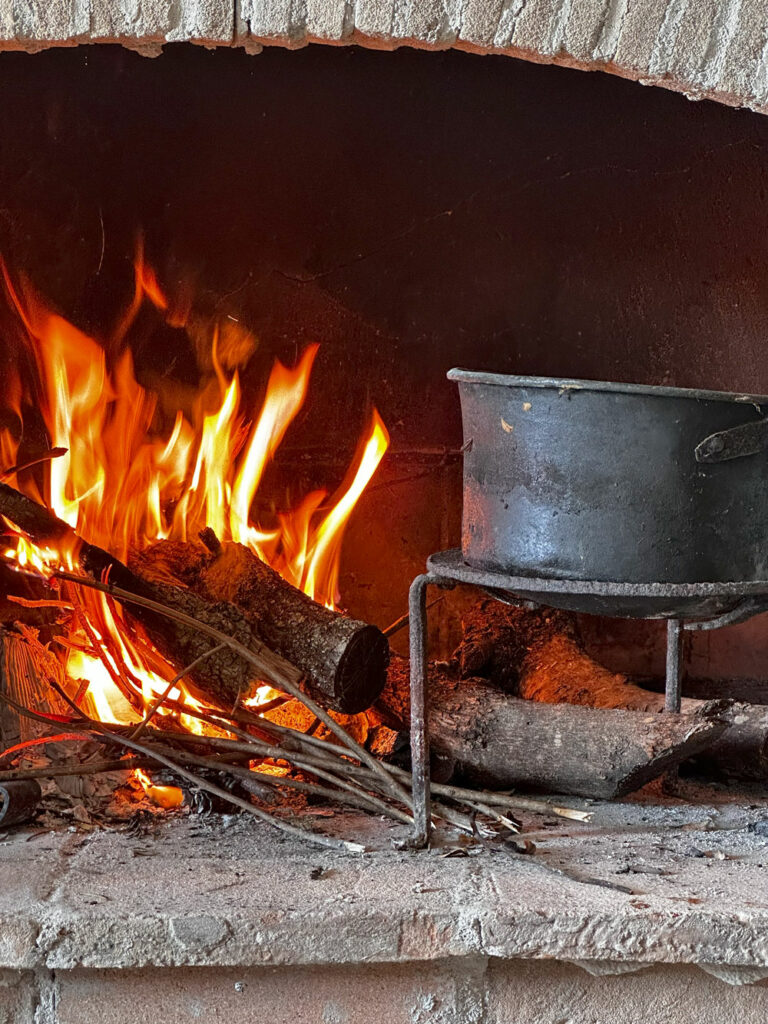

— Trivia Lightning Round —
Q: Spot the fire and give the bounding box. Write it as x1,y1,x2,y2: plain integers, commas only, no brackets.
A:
0,257,388,740
132,767,185,809
244,684,282,708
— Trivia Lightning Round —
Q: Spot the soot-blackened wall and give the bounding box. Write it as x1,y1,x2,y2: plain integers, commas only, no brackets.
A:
1,42,768,675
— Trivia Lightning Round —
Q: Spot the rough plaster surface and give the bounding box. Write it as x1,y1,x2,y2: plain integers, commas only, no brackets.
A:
47,961,768,1024
1,793,768,1018
2,794,768,977
54,962,487,1024
0,0,767,114
0,969,36,1024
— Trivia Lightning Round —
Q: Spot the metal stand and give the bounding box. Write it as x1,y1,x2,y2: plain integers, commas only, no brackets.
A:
664,619,684,712
408,573,438,848
407,550,768,847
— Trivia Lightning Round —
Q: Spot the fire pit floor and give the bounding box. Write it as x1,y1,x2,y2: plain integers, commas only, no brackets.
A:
4,783,768,1022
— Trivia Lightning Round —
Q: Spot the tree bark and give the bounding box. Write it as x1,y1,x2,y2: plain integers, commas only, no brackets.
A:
376,657,729,798
457,600,768,780
131,540,389,714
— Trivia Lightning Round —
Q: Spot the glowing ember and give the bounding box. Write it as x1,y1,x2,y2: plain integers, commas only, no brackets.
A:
0,257,389,749
244,684,282,708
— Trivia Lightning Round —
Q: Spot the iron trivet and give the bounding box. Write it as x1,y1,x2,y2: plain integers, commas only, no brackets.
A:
407,548,768,846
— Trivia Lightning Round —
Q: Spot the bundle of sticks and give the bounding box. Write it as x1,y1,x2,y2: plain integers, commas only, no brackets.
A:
4,657,590,852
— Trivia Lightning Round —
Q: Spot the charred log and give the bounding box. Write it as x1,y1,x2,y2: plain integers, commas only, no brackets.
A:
0,484,388,714
0,483,301,709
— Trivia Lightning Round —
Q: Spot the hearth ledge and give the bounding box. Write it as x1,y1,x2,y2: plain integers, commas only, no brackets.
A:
3,798,768,987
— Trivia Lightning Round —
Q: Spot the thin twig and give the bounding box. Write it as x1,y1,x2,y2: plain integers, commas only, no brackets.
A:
0,688,87,731
52,570,413,808
0,731,91,765
130,642,228,740
7,595,73,611
381,768,592,822
457,799,521,833
48,679,92,722
148,729,412,823
383,596,444,639
145,741,412,827
0,758,151,781
67,598,143,713
87,728,365,853
0,447,67,481
214,760,405,815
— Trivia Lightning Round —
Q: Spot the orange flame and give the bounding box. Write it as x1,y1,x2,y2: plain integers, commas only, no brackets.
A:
0,259,388,738
132,768,184,809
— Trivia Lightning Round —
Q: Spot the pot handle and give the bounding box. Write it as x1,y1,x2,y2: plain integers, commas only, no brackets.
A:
695,417,768,463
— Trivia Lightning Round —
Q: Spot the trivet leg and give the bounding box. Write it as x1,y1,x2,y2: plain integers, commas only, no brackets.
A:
664,618,684,712
409,573,434,847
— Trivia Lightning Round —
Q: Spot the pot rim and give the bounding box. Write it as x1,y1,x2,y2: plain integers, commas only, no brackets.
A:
447,368,768,406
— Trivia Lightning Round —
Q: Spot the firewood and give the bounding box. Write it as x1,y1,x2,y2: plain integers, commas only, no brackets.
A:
1,628,70,743
0,483,388,714
0,483,301,708
376,657,729,799
457,601,768,780
0,629,19,748
130,540,389,715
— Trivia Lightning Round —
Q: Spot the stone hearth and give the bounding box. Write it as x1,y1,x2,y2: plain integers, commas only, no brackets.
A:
2,5,768,1023
4,788,768,1023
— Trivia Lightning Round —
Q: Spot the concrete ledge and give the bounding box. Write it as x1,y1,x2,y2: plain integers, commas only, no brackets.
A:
0,1,766,114
2,795,768,1020
3,797,768,976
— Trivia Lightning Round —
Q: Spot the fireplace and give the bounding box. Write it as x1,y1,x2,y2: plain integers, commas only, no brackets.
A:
3,4,768,1022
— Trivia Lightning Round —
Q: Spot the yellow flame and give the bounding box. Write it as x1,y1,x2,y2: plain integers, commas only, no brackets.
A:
132,768,184,809
0,260,388,744
303,410,389,606
243,684,282,709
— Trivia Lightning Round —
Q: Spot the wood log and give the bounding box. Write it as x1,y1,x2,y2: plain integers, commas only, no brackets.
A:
0,483,388,714
456,600,768,780
376,657,729,798
131,540,389,714
0,483,300,709
0,630,19,748
1,628,69,741
0,628,94,799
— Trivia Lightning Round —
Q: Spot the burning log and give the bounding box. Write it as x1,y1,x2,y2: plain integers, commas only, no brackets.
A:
0,483,388,714
131,540,389,714
0,483,301,708
377,657,728,799
455,601,768,780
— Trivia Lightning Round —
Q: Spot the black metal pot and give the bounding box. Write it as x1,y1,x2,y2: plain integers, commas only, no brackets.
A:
449,369,768,587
